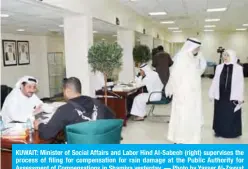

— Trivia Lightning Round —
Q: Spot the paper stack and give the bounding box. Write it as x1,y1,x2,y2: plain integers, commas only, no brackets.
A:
1,125,27,139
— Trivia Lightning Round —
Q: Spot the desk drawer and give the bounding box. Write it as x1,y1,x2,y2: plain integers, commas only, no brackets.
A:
1,150,12,169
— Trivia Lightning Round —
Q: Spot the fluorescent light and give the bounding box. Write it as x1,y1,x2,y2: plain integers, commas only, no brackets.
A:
205,19,220,22
17,29,25,32
204,29,214,32
236,28,247,31
160,21,174,24
1,14,9,18
149,12,167,16
59,25,64,27
49,29,60,32
93,31,98,33
204,25,216,28
168,27,179,30
243,24,248,26
173,30,182,33
207,8,227,12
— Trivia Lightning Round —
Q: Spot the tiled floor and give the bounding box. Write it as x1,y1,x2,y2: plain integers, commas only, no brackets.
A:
122,78,248,144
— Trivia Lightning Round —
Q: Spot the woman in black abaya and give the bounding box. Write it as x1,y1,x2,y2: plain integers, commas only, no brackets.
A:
209,49,244,138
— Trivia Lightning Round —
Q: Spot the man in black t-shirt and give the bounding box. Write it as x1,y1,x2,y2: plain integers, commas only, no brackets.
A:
34,77,115,140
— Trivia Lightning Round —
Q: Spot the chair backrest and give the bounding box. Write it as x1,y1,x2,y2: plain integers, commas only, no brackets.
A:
65,119,123,144
1,85,13,109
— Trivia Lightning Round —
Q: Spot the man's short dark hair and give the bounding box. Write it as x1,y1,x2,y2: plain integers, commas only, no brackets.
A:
157,45,164,51
152,48,158,56
63,77,81,93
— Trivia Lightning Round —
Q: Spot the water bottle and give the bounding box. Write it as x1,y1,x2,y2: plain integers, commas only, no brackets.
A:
0,119,4,130
0,119,4,137
26,118,33,143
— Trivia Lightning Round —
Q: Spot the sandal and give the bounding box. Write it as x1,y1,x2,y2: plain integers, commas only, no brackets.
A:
132,116,145,121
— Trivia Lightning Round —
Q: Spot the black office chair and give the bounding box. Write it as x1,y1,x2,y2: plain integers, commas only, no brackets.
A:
1,85,13,109
146,91,172,122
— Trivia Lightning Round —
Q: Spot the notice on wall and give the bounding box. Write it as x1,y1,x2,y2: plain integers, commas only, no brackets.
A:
13,144,247,169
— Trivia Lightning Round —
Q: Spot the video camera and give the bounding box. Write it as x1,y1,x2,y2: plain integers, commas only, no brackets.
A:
217,47,225,54
217,47,225,64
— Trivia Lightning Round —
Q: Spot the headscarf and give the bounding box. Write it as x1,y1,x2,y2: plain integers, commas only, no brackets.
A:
167,38,203,93
7,45,13,52
173,38,201,62
15,76,38,89
139,63,153,75
180,38,201,53
224,49,238,65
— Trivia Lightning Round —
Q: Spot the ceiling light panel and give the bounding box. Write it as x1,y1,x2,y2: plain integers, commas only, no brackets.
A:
149,12,167,16
207,8,227,12
205,19,220,22
204,25,216,28
160,21,174,24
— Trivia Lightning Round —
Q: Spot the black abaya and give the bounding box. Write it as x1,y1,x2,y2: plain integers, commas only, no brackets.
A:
213,64,242,138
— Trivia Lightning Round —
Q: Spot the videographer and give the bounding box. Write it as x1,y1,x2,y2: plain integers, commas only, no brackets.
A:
217,47,225,64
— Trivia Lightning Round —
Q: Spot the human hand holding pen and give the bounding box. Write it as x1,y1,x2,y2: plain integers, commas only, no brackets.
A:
33,104,43,114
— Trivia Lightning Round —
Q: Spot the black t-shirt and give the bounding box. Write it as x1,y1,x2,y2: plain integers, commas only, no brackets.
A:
38,96,115,140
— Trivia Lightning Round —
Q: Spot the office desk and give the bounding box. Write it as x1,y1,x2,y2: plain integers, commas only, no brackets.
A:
95,86,144,126
1,131,52,169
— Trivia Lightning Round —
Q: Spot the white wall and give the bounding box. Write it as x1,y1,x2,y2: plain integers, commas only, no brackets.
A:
46,36,65,53
163,40,170,53
168,31,248,63
153,38,163,48
1,34,65,98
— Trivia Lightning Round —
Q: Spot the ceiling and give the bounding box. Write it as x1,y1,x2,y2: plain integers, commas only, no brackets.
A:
2,0,246,36
1,0,118,36
1,0,74,35
93,19,118,35
119,0,248,32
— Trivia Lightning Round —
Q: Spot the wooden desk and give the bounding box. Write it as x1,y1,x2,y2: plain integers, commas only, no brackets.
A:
1,131,52,169
96,86,144,126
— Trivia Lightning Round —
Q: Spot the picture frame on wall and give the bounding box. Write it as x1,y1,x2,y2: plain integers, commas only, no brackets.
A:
2,40,17,66
17,41,30,65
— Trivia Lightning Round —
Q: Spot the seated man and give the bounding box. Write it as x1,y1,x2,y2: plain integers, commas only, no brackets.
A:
1,85,12,109
34,77,115,140
130,63,164,121
1,76,53,124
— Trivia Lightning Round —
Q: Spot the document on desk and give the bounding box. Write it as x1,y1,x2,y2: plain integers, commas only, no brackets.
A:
34,102,66,124
38,105,61,124
50,102,66,108
39,113,55,124
1,124,27,139
33,102,66,116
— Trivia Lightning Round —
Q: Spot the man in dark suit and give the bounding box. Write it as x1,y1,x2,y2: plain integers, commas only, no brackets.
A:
152,46,173,89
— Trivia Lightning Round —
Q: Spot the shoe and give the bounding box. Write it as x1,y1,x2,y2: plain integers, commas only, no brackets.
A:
132,116,145,121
